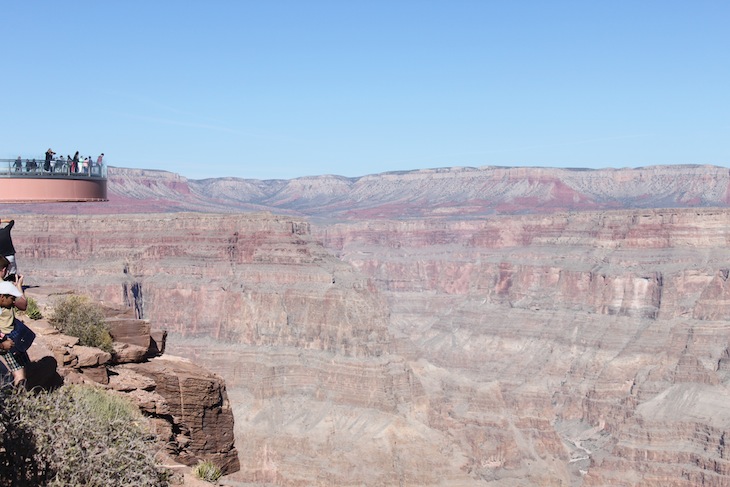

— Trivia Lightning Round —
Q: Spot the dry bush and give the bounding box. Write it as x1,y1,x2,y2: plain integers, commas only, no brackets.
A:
0,384,169,486
192,460,223,483
49,295,113,353
23,296,43,320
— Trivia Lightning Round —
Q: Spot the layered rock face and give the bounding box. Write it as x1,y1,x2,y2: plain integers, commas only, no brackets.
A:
12,204,730,485
20,214,389,357
23,291,240,474
315,208,730,486
316,209,730,320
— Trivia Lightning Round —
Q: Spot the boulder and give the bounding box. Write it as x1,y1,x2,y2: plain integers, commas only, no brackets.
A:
111,342,148,364
107,317,152,348
79,365,109,385
74,345,112,367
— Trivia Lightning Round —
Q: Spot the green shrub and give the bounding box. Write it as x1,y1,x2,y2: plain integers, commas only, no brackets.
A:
24,296,43,320
49,295,113,353
0,384,169,486
192,460,223,483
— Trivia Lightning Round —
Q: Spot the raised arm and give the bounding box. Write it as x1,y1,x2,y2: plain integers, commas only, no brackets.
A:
13,274,26,311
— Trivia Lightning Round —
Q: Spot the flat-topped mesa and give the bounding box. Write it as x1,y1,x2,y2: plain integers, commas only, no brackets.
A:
4,164,730,217
117,164,730,217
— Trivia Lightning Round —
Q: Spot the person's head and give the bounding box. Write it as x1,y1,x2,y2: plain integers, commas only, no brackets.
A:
0,281,22,309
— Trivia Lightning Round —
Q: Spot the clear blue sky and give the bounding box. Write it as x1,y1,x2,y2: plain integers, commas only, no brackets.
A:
2,1,728,180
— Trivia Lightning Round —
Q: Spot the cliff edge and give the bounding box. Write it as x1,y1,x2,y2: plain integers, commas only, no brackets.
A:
19,285,240,479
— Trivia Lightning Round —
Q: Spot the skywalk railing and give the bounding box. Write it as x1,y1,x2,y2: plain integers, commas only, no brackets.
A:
0,158,107,178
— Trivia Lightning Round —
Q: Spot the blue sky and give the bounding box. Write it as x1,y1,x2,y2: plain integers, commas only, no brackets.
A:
2,1,728,180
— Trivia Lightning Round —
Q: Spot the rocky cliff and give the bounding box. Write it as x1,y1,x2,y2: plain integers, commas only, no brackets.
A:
9,201,730,486
22,288,240,476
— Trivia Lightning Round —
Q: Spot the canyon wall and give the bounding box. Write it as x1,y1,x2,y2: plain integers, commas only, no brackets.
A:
315,209,730,485
10,206,730,485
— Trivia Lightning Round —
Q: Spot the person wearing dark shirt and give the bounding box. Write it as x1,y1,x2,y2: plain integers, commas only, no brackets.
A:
71,151,80,173
44,148,55,172
0,220,18,281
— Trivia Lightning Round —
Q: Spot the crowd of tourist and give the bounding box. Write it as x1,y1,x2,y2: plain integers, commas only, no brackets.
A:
10,149,104,176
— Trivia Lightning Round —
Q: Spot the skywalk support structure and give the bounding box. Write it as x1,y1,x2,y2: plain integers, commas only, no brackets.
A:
0,158,107,202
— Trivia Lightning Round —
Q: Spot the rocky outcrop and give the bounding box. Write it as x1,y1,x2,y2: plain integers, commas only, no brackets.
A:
123,358,239,473
23,290,240,475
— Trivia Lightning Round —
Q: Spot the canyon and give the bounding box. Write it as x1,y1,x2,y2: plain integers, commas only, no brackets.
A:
7,165,730,486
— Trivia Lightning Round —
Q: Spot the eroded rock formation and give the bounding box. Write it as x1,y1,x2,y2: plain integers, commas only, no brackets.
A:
10,206,730,486
315,209,730,486
24,290,240,474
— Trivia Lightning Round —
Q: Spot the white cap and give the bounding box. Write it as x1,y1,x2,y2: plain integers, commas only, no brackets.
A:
0,281,22,297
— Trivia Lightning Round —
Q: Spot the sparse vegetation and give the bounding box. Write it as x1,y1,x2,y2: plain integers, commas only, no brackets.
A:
0,384,169,486
49,294,113,353
23,296,43,320
192,460,223,483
